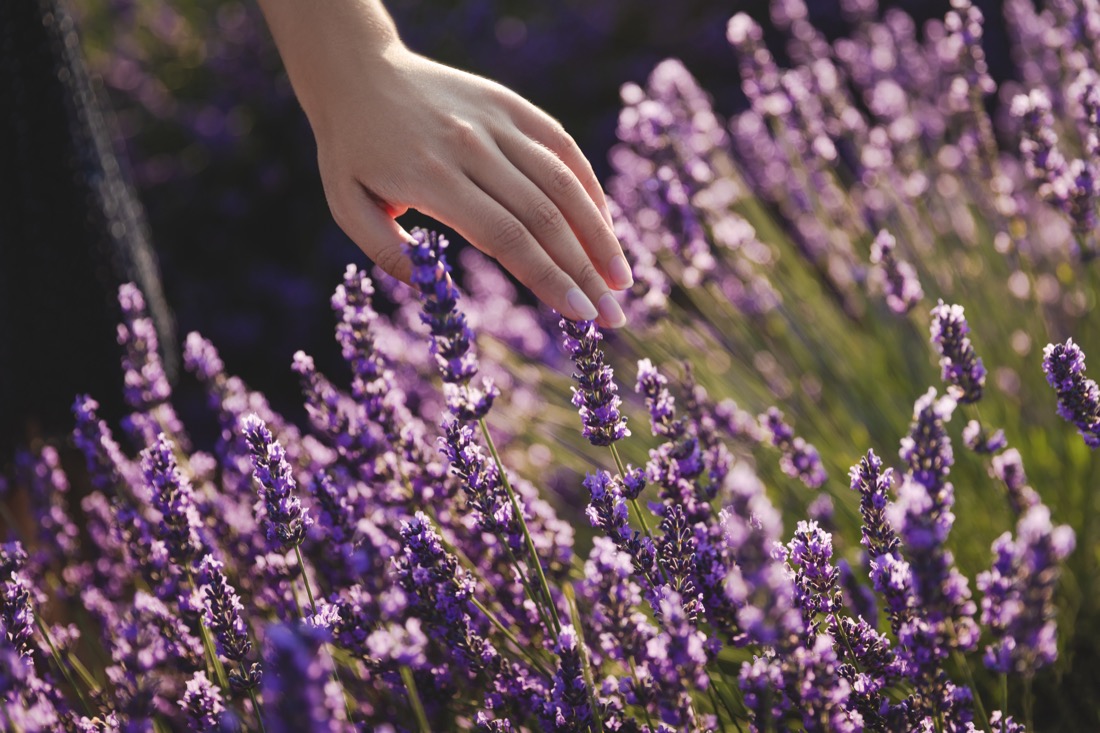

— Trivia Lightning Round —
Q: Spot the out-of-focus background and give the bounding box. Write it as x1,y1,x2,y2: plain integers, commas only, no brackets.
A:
70,0,998,440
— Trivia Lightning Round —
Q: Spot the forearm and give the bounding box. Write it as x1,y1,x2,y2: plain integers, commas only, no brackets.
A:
256,0,403,131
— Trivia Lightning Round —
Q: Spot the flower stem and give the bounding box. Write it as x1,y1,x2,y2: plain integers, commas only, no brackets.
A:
294,546,355,724
470,596,552,677
479,418,562,636
244,671,267,733
564,584,605,733
401,665,431,733
35,616,92,717
186,571,230,690
948,621,992,733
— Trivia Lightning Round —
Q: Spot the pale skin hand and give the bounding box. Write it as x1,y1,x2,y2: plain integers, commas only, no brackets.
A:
258,0,632,327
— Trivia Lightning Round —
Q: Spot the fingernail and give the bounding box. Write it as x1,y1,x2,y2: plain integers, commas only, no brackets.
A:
566,287,599,321
598,292,627,328
607,255,634,290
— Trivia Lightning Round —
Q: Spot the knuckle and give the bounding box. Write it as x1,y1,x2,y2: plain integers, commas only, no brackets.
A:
373,246,406,277
529,260,561,292
546,157,575,194
530,199,563,231
489,216,527,256
418,154,451,181
575,262,603,290
548,121,574,152
443,116,482,153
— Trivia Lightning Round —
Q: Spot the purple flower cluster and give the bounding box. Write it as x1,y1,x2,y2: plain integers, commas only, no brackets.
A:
869,230,923,315
760,407,827,488
930,301,987,404
560,318,630,447
1042,339,1100,447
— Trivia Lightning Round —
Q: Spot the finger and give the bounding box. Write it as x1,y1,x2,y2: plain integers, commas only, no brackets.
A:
461,149,627,328
498,131,634,291
510,108,614,229
418,178,603,324
330,183,414,283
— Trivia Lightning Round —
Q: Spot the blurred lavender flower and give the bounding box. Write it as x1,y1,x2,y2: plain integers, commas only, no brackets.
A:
1042,339,1100,447
760,407,827,488
635,358,680,438
962,420,1007,454
990,449,1040,516
930,301,987,404
262,623,348,733
869,230,923,314
180,670,225,731
561,318,629,446
0,570,33,657
978,504,1075,677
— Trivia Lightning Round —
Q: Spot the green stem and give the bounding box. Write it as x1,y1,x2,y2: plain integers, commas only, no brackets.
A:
1024,675,1034,733
609,443,669,585
1001,673,1008,718
563,584,605,733
401,665,432,733
706,669,745,733
470,596,552,678
186,571,230,690
479,418,562,636
294,546,356,725
35,616,92,717
246,674,267,733
294,547,318,614
628,657,656,731
947,620,992,733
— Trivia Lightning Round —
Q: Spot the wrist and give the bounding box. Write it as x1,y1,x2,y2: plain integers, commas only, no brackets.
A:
258,0,407,132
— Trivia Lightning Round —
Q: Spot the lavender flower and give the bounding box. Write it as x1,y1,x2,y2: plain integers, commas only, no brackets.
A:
583,471,657,587
396,512,500,678
180,671,225,731
143,432,206,568
962,420,1007,454
849,450,900,560
540,625,594,732
560,318,629,446
197,555,261,693
869,230,923,314
1042,339,1100,447
262,623,348,733
899,388,956,497
117,283,172,411
990,449,1040,516
439,419,521,551
242,413,312,550
760,407,827,488
787,520,840,635
635,358,680,438
930,301,986,404
977,505,1075,677
0,572,33,657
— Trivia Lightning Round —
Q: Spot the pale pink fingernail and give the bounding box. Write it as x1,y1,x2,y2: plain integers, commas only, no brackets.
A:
598,293,627,328
566,287,599,321
607,255,634,290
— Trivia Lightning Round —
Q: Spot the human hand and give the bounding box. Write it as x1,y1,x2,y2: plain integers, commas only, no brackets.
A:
259,1,632,328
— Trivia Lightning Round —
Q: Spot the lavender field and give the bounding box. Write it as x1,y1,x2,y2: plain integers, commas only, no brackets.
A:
3,0,1100,730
